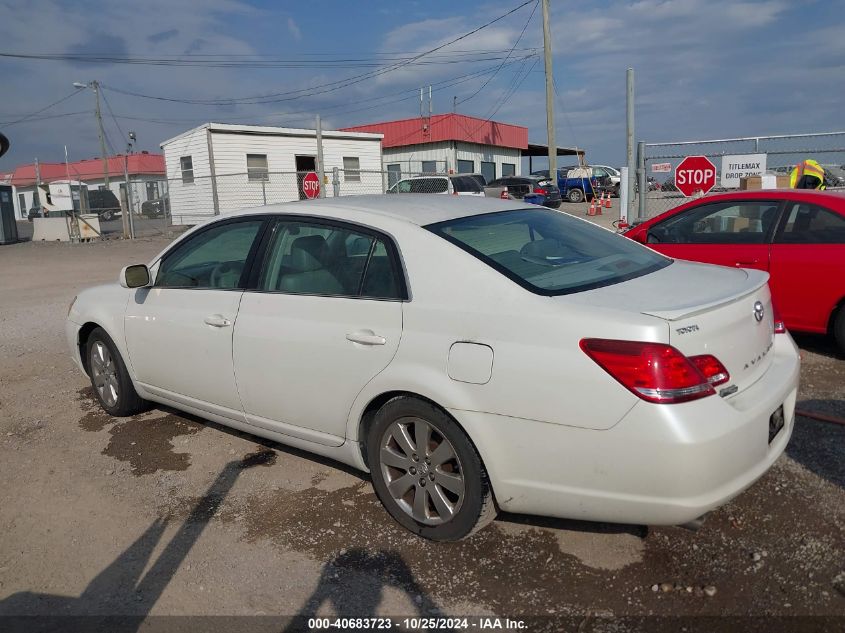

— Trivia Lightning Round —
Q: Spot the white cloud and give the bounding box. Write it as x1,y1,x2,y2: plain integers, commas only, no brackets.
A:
287,17,302,41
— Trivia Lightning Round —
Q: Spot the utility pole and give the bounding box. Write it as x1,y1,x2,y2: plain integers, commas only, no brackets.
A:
542,0,557,178
315,115,326,198
626,68,636,219
74,80,112,222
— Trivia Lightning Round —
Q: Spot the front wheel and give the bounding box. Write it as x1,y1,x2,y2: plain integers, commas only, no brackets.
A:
86,327,148,416
567,188,584,203
368,397,496,541
834,307,845,355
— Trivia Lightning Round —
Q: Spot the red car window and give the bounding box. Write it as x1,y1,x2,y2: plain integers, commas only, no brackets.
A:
776,203,845,244
647,201,781,245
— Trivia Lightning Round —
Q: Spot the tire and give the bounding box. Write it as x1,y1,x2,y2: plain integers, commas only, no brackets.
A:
834,306,845,355
86,327,148,417
567,188,584,203
367,396,496,541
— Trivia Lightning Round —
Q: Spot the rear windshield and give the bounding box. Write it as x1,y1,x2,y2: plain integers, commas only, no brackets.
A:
450,176,483,193
426,208,671,295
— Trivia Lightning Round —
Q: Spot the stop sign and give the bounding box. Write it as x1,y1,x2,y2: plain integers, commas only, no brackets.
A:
302,172,320,199
675,156,716,197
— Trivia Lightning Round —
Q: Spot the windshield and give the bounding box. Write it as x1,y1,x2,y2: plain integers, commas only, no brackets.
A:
426,208,671,295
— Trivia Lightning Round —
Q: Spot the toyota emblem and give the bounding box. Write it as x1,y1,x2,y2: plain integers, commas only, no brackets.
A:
753,301,765,323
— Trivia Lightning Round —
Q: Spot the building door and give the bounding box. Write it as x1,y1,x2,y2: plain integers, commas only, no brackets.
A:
146,181,160,202
295,155,317,200
387,164,402,189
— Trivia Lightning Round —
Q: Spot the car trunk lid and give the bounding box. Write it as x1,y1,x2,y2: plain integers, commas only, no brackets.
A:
564,260,775,395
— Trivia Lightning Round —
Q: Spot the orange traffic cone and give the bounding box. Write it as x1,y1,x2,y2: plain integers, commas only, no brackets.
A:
587,198,597,216
603,192,612,209
595,195,603,215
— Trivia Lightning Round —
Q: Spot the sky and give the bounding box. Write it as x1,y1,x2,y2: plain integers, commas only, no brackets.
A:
1,0,843,172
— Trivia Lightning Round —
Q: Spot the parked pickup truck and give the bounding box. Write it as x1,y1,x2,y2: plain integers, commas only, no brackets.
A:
531,166,606,203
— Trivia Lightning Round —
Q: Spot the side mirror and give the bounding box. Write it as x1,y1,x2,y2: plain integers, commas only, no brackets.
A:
120,264,151,289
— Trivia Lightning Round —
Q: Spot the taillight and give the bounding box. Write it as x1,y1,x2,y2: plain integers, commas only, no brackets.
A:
689,354,730,386
580,338,716,404
772,305,786,334
534,187,547,195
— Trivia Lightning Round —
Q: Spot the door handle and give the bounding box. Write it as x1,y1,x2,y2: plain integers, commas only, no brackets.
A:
735,259,759,267
204,314,232,328
346,331,386,346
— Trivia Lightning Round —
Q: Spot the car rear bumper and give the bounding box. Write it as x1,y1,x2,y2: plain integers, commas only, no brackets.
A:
452,333,800,526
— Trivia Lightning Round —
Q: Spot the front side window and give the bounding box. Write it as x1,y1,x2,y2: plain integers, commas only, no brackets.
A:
247,154,269,182
427,208,670,296
647,201,781,244
180,156,194,184
157,220,263,289
343,157,361,182
258,219,403,299
777,203,845,244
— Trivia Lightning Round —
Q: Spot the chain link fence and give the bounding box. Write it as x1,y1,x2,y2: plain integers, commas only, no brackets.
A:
631,131,845,221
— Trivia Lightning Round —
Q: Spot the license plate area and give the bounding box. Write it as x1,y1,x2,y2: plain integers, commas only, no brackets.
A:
769,405,785,444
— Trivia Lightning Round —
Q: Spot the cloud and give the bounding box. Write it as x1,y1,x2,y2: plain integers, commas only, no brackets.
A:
287,17,302,41
147,29,179,44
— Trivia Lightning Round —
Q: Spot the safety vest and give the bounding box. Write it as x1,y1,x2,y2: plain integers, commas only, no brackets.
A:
790,160,826,189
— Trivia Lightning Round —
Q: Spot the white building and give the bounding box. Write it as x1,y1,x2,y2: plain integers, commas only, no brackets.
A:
160,123,384,224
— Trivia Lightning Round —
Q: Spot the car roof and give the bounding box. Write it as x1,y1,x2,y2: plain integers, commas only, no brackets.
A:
227,194,528,226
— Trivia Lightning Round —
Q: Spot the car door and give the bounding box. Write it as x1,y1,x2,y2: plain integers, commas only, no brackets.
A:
232,217,405,445
768,201,845,332
124,217,266,419
644,199,782,271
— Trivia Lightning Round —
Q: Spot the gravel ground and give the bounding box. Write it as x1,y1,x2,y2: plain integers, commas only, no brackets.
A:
0,235,843,632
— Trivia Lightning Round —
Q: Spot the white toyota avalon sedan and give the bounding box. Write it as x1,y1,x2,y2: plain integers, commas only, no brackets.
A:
67,195,799,541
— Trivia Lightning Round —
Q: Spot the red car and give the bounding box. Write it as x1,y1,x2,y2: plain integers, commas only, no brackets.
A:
624,190,845,352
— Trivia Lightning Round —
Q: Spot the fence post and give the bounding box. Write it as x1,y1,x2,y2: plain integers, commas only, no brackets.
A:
637,141,647,219
206,128,220,215
261,179,266,205
332,167,340,198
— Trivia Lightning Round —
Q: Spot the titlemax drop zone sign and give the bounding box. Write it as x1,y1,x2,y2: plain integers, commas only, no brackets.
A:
721,154,767,188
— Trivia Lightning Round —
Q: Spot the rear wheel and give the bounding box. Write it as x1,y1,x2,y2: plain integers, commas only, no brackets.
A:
567,188,584,203
86,327,148,416
368,396,496,541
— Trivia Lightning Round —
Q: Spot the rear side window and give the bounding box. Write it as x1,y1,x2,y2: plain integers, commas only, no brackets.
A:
427,208,670,296
258,219,405,299
451,176,483,193
777,203,845,244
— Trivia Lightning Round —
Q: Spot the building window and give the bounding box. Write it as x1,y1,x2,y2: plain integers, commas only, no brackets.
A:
502,163,516,176
457,159,474,174
180,156,194,184
481,161,496,183
247,154,269,182
343,157,361,182
421,160,437,174
387,164,402,188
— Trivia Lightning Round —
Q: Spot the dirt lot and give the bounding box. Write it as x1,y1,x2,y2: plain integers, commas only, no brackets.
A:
0,236,843,632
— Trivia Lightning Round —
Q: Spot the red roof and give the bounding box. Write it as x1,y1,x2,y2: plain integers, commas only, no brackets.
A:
8,152,165,187
341,113,528,150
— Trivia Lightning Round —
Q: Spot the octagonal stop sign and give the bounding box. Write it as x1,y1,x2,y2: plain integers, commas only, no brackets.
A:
302,171,320,199
675,156,717,197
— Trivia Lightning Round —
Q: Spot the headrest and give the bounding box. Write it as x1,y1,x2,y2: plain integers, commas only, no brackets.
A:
520,238,568,258
290,235,328,272
739,206,761,220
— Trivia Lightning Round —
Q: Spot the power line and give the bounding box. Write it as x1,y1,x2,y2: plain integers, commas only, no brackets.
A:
457,0,538,106
99,0,537,106
0,110,88,125
1,89,83,127
99,89,129,146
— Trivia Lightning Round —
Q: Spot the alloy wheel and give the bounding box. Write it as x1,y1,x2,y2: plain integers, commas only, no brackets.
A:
379,416,465,525
90,341,119,408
